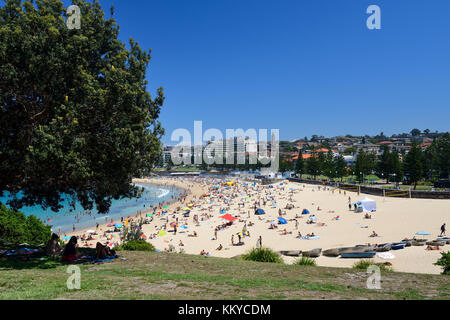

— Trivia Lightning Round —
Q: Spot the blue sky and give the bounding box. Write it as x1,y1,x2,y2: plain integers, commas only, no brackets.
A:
68,0,450,143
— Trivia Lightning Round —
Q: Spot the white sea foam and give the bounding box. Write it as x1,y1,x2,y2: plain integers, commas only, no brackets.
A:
158,188,170,198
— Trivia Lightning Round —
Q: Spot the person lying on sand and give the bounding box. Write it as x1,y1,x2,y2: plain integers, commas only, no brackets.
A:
426,245,441,251
364,214,372,219
179,240,184,247
370,231,379,238
216,244,223,251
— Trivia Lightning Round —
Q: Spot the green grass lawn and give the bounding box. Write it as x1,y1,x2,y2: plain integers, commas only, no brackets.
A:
0,251,448,300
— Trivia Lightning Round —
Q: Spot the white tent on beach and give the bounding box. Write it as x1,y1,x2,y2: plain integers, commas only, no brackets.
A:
355,197,377,213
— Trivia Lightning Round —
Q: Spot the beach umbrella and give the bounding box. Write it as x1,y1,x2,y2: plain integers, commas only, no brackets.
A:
146,214,153,217
309,216,318,221
157,230,167,237
170,222,178,228
220,214,238,222
183,207,191,211
278,217,287,225
255,209,265,215
163,206,169,209
62,236,71,240
415,231,430,236
114,223,123,228
86,230,95,234
180,225,188,230
302,209,310,215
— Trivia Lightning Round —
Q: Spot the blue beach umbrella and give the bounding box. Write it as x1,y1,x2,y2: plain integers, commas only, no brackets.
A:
415,231,430,236
62,236,71,240
255,208,265,215
278,217,287,225
114,223,123,228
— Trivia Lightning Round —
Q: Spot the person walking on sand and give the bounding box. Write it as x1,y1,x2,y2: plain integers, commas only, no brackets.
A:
256,236,262,248
440,223,446,237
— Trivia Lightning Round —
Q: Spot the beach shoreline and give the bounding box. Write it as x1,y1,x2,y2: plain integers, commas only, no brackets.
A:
65,177,209,243
68,176,448,275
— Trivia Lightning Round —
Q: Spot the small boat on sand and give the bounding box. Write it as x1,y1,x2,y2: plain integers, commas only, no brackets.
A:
391,243,406,250
341,252,376,259
437,238,450,245
322,249,340,257
400,240,413,247
375,243,392,252
426,241,446,246
339,246,369,254
279,250,302,257
302,248,322,258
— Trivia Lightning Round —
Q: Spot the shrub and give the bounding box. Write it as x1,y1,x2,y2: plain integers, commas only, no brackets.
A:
353,260,393,272
117,240,155,252
434,251,450,275
0,204,51,247
353,260,373,270
294,256,317,266
241,247,283,264
120,218,144,242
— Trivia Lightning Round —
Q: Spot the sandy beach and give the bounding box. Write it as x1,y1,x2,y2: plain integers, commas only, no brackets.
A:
70,177,449,275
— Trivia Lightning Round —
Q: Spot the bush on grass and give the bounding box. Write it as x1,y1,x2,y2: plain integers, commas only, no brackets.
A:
0,204,51,247
353,259,393,272
117,240,155,252
434,251,450,275
294,256,317,266
241,247,283,264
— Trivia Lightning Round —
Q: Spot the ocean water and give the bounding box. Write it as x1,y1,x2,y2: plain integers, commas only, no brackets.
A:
0,183,183,234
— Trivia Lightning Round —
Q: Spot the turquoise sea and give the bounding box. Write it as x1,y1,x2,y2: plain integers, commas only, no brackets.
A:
0,183,183,234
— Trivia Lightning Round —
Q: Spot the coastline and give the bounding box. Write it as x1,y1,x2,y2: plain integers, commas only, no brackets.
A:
66,176,448,275
65,177,209,244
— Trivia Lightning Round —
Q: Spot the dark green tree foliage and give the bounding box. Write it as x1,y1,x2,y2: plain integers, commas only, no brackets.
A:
403,143,424,189
353,151,375,182
0,203,51,246
0,0,164,213
323,150,335,178
294,149,304,176
426,133,450,179
306,155,320,179
377,146,402,183
334,155,348,181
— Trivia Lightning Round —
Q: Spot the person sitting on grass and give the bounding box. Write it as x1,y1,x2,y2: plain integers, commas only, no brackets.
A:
61,236,81,263
95,242,116,260
46,233,63,257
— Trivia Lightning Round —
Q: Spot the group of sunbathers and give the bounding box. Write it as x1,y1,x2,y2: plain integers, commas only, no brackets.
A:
46,233,116,263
